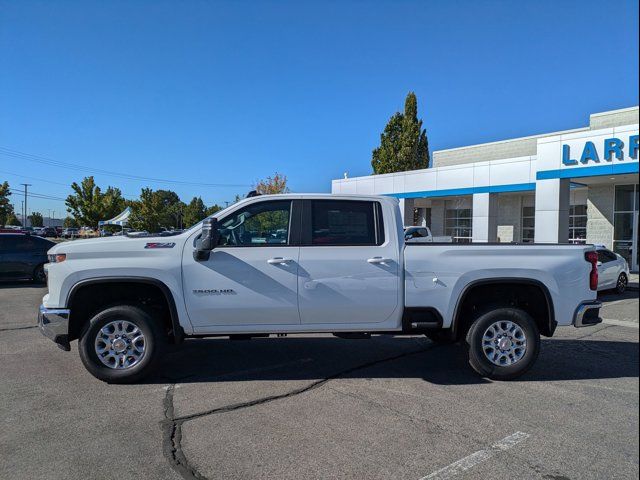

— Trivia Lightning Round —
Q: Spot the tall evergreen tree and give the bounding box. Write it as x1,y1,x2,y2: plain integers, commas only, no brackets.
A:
371,92,430,174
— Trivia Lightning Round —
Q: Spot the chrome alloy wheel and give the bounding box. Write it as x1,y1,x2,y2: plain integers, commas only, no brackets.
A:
94,320,146,369
481,320,527,367
617,274,628,293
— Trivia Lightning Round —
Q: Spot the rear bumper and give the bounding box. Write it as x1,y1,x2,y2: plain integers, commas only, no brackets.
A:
38,305,71,351
573,301,602,328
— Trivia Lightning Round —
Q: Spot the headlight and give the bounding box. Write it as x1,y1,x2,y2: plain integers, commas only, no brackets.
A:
48,253,67,263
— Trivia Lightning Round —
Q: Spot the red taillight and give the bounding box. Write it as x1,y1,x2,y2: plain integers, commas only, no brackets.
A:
585,251,598,291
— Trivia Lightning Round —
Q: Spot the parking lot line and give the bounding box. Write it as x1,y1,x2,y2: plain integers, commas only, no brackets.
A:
420,431,531,480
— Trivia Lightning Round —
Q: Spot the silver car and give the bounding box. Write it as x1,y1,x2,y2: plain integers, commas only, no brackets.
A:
596,246,630,294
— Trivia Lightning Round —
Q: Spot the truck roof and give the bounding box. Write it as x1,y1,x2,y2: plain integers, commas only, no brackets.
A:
237,193,398,203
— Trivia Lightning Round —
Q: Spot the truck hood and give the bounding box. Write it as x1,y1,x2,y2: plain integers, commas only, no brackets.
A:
47,235,188,258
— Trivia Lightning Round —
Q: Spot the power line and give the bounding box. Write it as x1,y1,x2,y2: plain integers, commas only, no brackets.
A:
8,188,67,202
2,169,237,205
0,169,75,187
0,146,252,188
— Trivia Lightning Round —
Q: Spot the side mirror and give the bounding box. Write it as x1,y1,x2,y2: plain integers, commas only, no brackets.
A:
194,218,220,261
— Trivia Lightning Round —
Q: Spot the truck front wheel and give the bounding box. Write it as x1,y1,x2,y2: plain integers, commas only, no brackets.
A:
78,305,165,383
466,308,540,381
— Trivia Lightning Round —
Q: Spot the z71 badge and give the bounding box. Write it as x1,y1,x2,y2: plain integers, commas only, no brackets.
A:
193,289,236,295
144,242,176,249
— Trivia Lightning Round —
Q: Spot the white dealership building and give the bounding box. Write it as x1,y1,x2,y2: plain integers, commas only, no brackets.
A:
332,106,640,271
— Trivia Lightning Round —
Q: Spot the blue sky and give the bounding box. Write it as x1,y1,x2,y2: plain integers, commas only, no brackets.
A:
1,0,638,217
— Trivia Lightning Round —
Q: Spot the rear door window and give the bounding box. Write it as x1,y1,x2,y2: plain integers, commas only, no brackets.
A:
308,200,383,246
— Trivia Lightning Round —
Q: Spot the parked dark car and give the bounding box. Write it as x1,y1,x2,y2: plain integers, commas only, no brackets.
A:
0,233,54,283
37,227,58,238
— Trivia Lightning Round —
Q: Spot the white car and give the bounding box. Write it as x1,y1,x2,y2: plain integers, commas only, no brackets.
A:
595,246,630,293
404,226,452,243
39,193,602,383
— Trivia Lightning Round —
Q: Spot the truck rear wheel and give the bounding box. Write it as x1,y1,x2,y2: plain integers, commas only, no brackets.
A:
466,308,540,380
78,305,165,383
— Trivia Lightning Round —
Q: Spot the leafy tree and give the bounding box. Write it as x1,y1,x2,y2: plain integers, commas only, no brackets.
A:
65,176,125,227
371,92,430,174
183,197,207,228
128,188,184,232
205,204,222,217
153,190,184,229
255,173,289,194
5,212,21,226
63,217,79,228
0,181,14,226
29,211,44,227
250,173,291,234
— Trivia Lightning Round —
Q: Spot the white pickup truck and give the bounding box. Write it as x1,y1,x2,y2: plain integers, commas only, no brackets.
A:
39,194,602,383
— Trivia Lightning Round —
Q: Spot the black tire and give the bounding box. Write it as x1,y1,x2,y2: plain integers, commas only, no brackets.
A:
425,330,457,345
466,308,540,381
78,305,165,383
615,273,628,294
33,264,46,284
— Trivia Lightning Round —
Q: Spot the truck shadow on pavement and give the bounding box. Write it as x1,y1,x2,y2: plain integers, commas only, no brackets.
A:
598,290,639,303
148,335,639,386
0,281,46,289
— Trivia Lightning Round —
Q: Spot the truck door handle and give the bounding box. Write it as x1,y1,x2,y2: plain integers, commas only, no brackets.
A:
367,257,391,264
267,257,293,265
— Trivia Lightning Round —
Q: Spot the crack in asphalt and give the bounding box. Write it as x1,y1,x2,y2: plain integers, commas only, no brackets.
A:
0,324,38,332
160,345,435,480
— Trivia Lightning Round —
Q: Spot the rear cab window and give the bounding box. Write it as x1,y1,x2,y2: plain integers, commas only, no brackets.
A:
303,200,385,246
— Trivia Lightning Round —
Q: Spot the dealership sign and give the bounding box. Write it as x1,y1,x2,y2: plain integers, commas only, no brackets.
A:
562,135,639,166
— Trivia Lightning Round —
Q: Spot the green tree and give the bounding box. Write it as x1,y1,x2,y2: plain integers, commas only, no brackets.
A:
0,181,14,226
29,211,44,227
128,188,183,232
205,203,222,217
63,217,79,228
183,197,207,228
371,92,430,174
5,212,21,226
153,190,184,229
65,176,125,227
255,173,289,194
250,173,291,233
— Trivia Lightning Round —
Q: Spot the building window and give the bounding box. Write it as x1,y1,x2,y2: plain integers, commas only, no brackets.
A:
569,204,587,244
521,206,535,243
445,208,472,243
412,207,431,228
613,184,639,266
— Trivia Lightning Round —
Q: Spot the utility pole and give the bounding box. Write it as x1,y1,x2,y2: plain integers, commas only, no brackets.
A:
21,201,24,226
48,209,52,227
20,184,31,227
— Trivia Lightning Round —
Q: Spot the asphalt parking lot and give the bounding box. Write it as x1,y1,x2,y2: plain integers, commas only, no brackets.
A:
1,285,638,480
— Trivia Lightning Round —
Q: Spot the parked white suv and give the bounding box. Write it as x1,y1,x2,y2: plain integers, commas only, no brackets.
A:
39,194,602,383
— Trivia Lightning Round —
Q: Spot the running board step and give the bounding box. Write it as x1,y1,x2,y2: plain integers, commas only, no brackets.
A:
333,332,371,339
410,321,440,330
